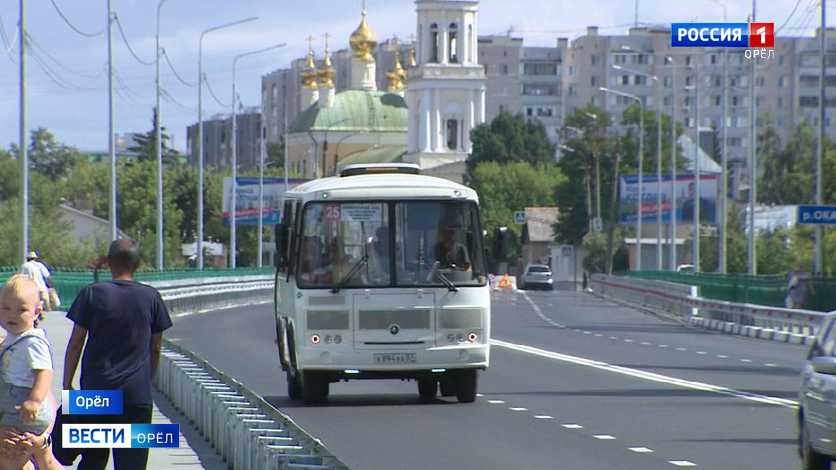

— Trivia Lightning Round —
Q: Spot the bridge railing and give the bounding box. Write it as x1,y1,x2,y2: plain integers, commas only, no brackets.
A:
591,274,829,338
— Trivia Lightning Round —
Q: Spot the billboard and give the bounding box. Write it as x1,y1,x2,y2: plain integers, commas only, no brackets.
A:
222,177,308,225
619,173,719,225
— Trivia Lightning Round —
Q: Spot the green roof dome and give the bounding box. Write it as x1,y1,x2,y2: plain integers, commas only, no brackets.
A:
289,90,408,134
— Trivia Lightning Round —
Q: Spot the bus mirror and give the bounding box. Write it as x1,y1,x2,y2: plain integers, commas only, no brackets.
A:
274,224,284,269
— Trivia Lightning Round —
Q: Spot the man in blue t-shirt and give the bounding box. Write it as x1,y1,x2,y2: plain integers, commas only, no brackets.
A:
56,239,172,470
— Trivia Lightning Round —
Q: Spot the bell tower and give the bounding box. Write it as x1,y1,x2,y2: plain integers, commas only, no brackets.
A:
404,0,485,175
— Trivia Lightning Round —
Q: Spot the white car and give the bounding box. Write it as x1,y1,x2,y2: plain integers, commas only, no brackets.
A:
799,313,836,470
520,264,554,290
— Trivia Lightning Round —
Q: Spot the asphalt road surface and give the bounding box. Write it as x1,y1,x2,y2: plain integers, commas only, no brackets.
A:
168,289,809,470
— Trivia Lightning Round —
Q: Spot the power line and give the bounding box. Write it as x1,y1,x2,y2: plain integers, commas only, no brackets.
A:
26,32,104,80
777,0,805,33
0,16,17,63
161,48,196,87
203,73,228,107
113,15,154,66
48,0,106,38
161,87,197,113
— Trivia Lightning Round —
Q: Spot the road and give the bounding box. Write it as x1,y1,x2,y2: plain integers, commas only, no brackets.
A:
168,289,809,470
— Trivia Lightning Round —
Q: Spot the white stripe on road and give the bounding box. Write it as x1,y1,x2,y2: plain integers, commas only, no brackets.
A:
515,293,798,409
509,407,528,411
534,415,553,419
669,461,697,467
487,400,505,404
593,435,616,440
561,424,583,429
628,447,654,453
491,339,798,409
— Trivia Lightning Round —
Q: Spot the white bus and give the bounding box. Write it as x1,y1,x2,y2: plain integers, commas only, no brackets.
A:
273,164,491,405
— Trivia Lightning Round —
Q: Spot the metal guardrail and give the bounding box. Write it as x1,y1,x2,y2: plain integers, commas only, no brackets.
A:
591,274,829,337
149,274,350,469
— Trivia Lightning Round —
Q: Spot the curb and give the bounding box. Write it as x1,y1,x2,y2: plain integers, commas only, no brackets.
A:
688,316,814,346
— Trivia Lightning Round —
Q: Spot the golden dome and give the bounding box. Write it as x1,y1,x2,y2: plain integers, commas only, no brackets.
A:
301,50,318,89
387,52,405,92
349,10,377,62
317,47,335,89
407,47,417,68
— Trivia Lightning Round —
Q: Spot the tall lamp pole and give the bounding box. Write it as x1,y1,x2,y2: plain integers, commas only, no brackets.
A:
197,16,258,270
108,0,117,241
816,0,825,274
711,0,729,274
19,0,28,262
668,56,678,271
231,43,286,269
685,77,701,272
601,87,644,270
155,0,171,270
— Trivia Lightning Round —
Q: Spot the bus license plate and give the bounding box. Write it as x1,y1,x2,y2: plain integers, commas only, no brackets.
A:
373,353,417,365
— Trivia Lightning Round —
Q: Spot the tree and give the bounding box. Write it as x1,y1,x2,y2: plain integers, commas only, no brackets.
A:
128,107,180,164
469,161,565,266
8,128,82,179
759,123,815,205
267,139,284,171
467,110,556,175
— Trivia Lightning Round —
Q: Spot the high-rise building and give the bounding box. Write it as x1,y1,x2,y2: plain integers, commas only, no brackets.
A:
186,108,262,171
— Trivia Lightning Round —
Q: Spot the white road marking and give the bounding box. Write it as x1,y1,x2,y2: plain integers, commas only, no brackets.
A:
717,355,728,359
609,336,618,340
765,363,778,367
676,347,687,351
628,447,654,453
668,461,697,467
740,359,752,363
696,351,707,355
640,341,651,346
476,393,484,397
584,331,592,335
534,415,553,419
659,344,668,348
509,407,528,411
487,400,505,404
561,424,583,429
624,339,634,343
491,338,798,409
593,435,616,440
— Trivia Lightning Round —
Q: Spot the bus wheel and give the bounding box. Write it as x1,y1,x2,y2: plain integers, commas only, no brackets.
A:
302,371,329,405
417,378,437,402
286,369,302,401
455,369,478,403
439,376,457,397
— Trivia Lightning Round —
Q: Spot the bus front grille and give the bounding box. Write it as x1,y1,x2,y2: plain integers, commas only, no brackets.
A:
358,310,431,330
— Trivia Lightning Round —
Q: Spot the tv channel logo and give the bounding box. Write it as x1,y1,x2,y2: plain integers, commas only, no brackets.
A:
671,22,774,48
63,424,179,449
62,390,123,415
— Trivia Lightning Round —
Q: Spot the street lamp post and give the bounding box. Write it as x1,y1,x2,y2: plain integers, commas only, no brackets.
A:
685,78,701,273
155,0,171,270
197,16,258,270
19,0,28,263
668,57,678,271
230,43,286,269
613,64,661,270
711,0,729,274
601,87,644,271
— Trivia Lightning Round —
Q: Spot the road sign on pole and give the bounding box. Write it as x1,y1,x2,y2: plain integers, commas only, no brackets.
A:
514,211,526,225
798,205,836,225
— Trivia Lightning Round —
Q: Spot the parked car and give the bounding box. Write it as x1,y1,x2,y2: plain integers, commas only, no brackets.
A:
520,264,553,290
799,312,836,470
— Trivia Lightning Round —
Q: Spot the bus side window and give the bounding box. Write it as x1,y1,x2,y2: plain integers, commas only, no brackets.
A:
277,200,295,274
288,201,303,278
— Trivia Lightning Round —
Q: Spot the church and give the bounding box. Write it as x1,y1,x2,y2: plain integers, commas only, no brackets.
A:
284,0,486,183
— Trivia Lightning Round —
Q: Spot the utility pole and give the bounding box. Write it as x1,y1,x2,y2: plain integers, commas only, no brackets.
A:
693,73,701,273
816,0,825,274
258,126,266,268
19,0,28,263
155,0,170,270
656,81,663,270
231,82,238,269
670,58,678,271
747,6,757,275
108,0,117,242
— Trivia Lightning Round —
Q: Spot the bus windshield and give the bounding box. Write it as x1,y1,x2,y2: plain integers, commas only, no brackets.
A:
297,200,485,289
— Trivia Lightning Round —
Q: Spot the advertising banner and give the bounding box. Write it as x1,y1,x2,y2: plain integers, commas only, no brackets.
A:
222,177,308,225
619,173,719,225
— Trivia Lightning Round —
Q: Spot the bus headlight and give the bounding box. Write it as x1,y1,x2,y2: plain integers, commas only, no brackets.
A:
467,332,478,343
311,334,321,344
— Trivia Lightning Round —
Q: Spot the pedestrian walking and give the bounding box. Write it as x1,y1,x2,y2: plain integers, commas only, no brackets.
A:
52,239,172,470
19,252,50,315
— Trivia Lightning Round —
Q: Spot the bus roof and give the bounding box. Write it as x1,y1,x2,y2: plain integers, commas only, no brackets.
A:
285,173,479,202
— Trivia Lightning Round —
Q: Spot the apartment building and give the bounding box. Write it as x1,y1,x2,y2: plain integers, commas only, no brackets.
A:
186,108,262,171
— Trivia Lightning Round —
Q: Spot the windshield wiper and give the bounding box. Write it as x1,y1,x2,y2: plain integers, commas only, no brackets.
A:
430,261,458,292
331,255,368,294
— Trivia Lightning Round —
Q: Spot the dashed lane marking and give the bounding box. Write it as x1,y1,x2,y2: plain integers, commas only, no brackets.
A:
534,415,553,419
640,342,651,346
491,338,798,409
509,407,528,411
624,339,634,343
561,424,583,429
593,435,616,440
696,351,707,355
740,359,752,363
676,347,687,351
487,400,505,404
628,447,654,453
669,461,697,467
765,363,778,367
717,355,728,359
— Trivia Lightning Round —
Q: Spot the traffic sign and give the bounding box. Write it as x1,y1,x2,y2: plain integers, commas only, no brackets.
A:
798,205,836,225
514,211,526,225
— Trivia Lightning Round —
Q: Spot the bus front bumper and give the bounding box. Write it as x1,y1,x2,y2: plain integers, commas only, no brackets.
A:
298,343,490,374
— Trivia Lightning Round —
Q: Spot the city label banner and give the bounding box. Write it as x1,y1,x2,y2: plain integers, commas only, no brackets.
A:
222,177,308,225
619,173,718,225
62,423,180,448
798,205,836,225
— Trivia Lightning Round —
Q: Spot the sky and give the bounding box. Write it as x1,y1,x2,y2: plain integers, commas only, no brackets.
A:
0,0,821,154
